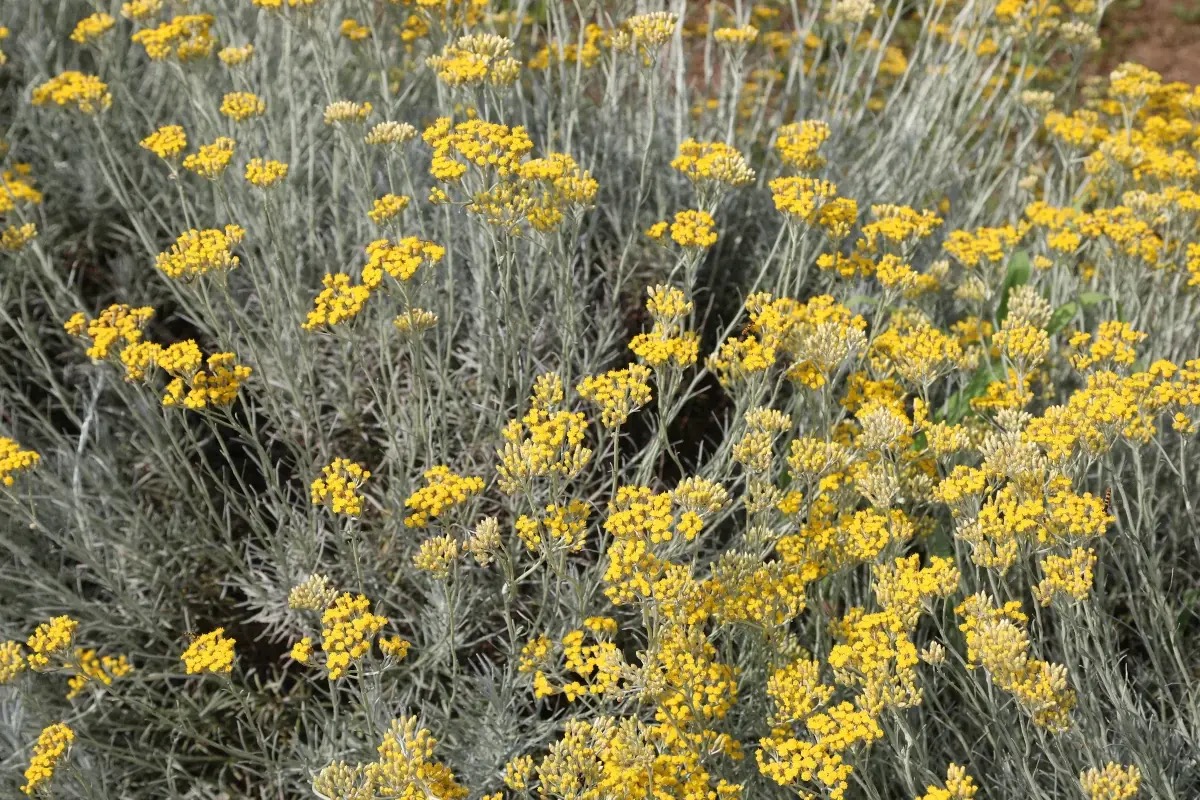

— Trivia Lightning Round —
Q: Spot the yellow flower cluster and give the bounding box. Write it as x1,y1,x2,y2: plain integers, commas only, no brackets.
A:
303,273,371,330
304,236,443,330
1,437,41,486
515,500,591,553
775,119,832,172
709,293,867,389
314,717,467,800
393,307,439,336
64,303,155,360
424,117,533,181
557,627,625,701
617,11,679,60
70,12,115,45
288,573,338,611
140,124,187,160
671,139,756,187
121,0,162,20
413,534,461,578
66,648,134,699
421,116,597,232
403,465,484,528
528,23,609,70
1,166,43,213
219,91,266,122
916,764,979,800
769,176,840,222
1080,763,1141,800
873,554,960,629
155,225,245,279
323,100,373,125
602,480,726,604
160,352,252,409
290,636,313,663
628,285,700,369
758,698,883,800
379,635,411,660
361,236,445,288
311,458,371,516
497,373,592,494
131,14,216,61
26,616,78,669
339,18,371,41
647,209,719,248
319,593,389,679
31,71,112,114
180,628,236,675
871,317,971,389
182,137,236,179
368,193,410,224
1068,321,1146,371
244,158,288,188
576,364,653,429
365,121,417,146
833,606,925,711
512,152,599,230
860,204,944,253
943,223,1029,270
714,24,760,47
218,44,254,66
0,640,26,683
427,33,521,88
21,723,74,796
1032,546,1097,605
957,594,1076,732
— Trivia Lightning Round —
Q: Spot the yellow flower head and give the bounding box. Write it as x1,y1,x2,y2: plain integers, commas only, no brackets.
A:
160,351,252,410
182,137,236,179
218,44,255,66
21,723,74,796
671,139,755,187
576,364,653,429
323,100,373,126
320,593,388,679
155,225,245,279
368,193,411,225
70,13,116,45
26,616,79,670
32,71,112,114
428,33,521,88
403,466,485,528
303,273,372,330
244,158,289,188
140,125,188,160
181,628,235,675
220,91,266,122
1,438,41,487
311,458,371,516
131,14,215,61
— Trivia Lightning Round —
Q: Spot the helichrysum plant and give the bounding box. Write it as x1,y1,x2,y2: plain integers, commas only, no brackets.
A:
1,0,1197,798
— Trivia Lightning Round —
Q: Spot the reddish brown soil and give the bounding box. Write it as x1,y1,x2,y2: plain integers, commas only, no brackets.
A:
1097,0,1200,83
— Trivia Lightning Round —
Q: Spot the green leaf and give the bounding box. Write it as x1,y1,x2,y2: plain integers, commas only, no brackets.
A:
1046,301,1078,334
1078,291,1109,307
943,363,1002,424
997,250,1032,323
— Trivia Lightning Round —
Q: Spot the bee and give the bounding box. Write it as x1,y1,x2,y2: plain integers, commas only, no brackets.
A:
1102,487,1113,516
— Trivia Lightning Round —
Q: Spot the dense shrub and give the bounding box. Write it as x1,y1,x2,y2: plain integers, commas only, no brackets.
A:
1,1,1199,798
